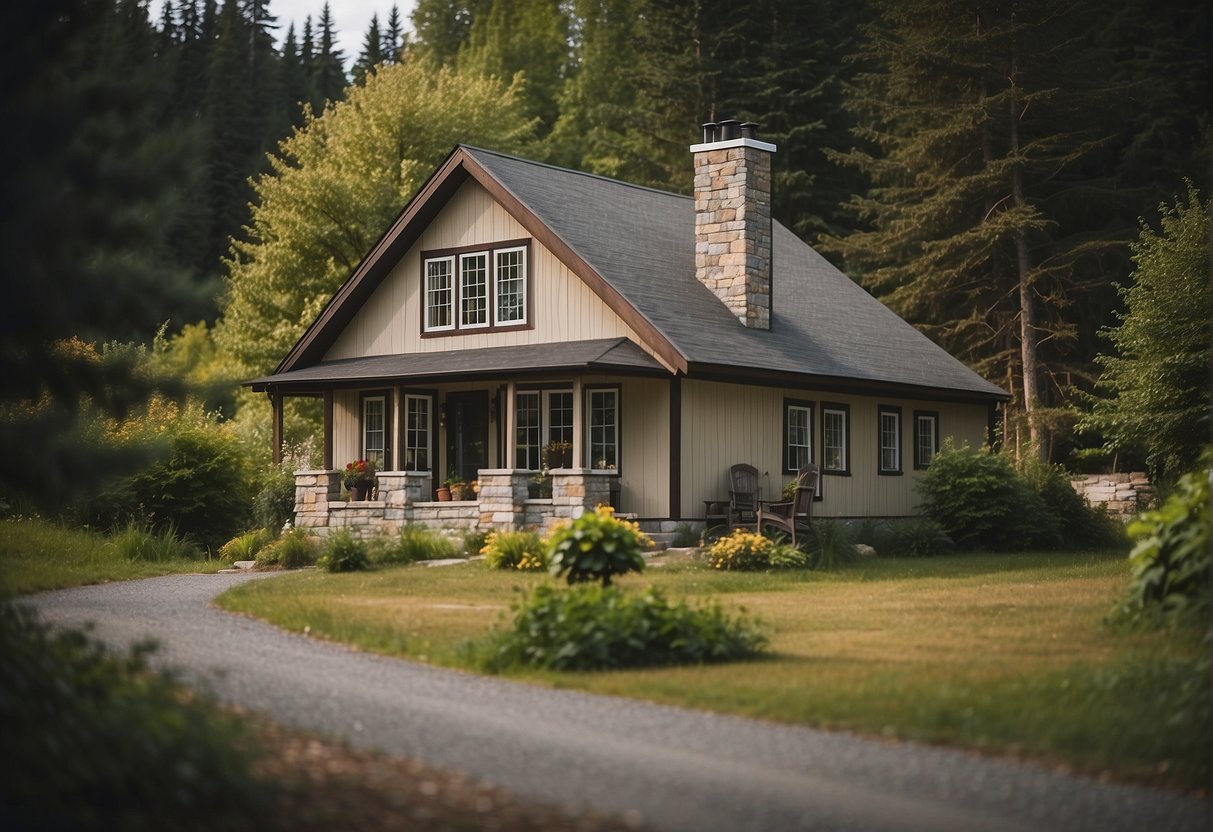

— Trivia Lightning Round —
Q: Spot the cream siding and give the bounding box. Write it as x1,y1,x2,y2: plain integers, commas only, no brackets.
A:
324,180,670,368
680,380,988,519
583,374,669,519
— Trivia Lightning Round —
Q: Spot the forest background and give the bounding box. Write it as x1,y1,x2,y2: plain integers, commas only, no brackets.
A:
1,0,1209,534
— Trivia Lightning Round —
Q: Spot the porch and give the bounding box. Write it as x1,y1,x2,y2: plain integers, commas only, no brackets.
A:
293,467,617,539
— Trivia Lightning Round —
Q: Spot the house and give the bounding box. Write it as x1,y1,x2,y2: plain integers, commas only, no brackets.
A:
248,119,1008,538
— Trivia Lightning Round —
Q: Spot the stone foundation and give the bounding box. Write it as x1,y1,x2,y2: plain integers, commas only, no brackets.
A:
1071,472,1153,519
292,468,619,539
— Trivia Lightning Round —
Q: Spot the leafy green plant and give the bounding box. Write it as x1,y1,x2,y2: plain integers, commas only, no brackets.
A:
707,529,808,570
255,527,318,569
369,523,457,566
810,519,858,571
547,505,650,587
218,528,273,563
1017,455,1126,550
918,441,1055,550
109,520,199,562
253,465,296,534
474,583,767,672
878,518,954,558
481,530,546,570
1118,465,1210,621
0,605,273,830
461,529,490,558
316,529,369,573
671,522,701,548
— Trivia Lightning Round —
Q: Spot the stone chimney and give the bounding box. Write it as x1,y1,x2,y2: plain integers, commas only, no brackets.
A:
692,119,776,330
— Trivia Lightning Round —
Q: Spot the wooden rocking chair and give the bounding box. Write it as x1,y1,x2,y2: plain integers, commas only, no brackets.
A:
727,463,761,530
757,465,819,548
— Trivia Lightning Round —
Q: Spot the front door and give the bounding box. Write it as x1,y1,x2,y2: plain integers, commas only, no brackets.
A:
445,391,489,483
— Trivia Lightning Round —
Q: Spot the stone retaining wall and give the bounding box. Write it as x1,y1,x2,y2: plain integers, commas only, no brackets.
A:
1070,472,1153,519
293,468,615,539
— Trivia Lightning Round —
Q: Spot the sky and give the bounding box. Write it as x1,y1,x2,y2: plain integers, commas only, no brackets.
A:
151,0,417,68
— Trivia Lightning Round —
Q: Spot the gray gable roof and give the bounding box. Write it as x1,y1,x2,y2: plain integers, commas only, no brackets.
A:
464,146,1006,400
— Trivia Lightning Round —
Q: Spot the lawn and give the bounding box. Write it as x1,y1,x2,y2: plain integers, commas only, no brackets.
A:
0,517,222,598
217,550,1211,791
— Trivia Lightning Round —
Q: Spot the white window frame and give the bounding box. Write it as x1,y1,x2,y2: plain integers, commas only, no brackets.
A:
458,252,490,329
586,387,619,471
785,401,813,473
404,394,431,472
879,406,902,474
362,393,388,470
494,246,528,326
515,388,574,470
914,412,939,470
544,390,574,446
515,390,542,470
424,256,455,332
822,404,849,473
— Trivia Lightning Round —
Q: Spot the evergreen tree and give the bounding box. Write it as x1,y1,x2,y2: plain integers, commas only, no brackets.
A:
352,13,383,84
1084,185,1212,484
280,23,312,128
382,4,406,63
411,0,486,65
311,2,348,108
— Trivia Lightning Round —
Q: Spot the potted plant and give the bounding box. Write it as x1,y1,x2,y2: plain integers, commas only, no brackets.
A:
542,439,573,470
342,459,377,501
441,469,463,501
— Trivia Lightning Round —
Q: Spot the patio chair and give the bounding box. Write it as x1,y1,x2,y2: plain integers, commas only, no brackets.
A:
757,465,819,548
727,463,761,530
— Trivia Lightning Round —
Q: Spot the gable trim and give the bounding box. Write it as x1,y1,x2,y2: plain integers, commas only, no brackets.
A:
274,146,687,377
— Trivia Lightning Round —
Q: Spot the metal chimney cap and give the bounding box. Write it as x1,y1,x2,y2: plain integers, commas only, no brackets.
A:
740,122,760,140
718,119,741,140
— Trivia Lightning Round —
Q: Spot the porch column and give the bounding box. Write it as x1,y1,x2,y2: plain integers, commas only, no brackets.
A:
322,389,334,470
504,381,516,469
270,388,283,466
572,375,584,469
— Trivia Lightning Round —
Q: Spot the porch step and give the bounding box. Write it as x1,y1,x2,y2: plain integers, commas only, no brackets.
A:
645,531,675,551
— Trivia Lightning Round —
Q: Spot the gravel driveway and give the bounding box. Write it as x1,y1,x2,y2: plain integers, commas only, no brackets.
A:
26,573,1209,832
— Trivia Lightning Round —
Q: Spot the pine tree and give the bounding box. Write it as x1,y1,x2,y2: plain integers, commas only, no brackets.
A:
311,2,348,108
411,0,487,65
382,4,406,63
352,13,383,84
280,23,312,127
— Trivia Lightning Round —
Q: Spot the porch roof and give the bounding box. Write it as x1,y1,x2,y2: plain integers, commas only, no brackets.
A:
246,337,665,392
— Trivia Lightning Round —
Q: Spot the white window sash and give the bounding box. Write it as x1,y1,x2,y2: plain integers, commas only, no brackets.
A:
494,246,528,326
424,256,455,332
458,252,490,329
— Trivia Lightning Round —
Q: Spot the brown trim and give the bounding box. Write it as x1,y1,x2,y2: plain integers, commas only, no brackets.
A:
395,385,406,472
358,389,393,469
322,389,334,470
987,401,1000,449
460,153,689,374
912,409,940,470
877,404,903,476
820,401,851,476
686,362,1008,405
669,376,682,521
782,398,815,474
583,384,622,473
419,239,535,338
270,389,283,466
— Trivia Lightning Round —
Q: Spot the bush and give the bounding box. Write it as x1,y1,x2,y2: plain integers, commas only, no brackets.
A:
1119,465,1210,621
878,517,954,558
0,605,273,831
253,465,296,534
481,530,546,570
707,529,809,571
218,528,273,562
109,520,199,562
918,442,1055,549
255,527,318,569
316,529,369,573
369,523,457,566
810,519,858,571
671,522,701,548
476,583,767,671
1017,456,1126,550
461,529,490,558
547,506,650,587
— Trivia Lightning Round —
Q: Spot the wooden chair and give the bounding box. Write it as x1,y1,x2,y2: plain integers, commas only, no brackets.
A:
757,465,819,548
727,463,761,530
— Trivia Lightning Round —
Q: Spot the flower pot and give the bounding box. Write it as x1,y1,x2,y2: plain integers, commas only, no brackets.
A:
350,481,373,501
436,486,451,502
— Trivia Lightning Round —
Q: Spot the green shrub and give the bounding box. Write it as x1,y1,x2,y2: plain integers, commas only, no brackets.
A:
0,605,273,831
706,529,809,570
878,517,954,558
218,528,273,562
253,465,296,534
481,530,546,570
671,522,701,548
476,583,767,671
547,506,650,587
1119,466,1210,621
369,523,458,566
1017,456,1126,550
808,519,858,570
461,529,490,558
918,442,1055,549
109,520,199,562
255,527,318,569
316,529,369,573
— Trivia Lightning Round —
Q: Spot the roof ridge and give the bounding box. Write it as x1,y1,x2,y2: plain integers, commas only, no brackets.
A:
459,145,692,202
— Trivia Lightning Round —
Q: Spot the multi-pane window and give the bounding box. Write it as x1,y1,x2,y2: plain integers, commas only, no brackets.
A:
404,395,431,472
879,406,902,474
515,391,542,470
362,394,387,469
425,258,454,331
496,247,527,325
822,404,848,473
914,411,939,470
546,391,573,445
459,253,488,328
588,388,619,470
784,401,812,472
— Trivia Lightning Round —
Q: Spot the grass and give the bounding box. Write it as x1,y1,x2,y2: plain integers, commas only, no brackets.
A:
217,549,1211,791
0,517,222,598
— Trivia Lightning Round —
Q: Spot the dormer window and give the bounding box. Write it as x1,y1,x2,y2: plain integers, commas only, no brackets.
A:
422,240,531,335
